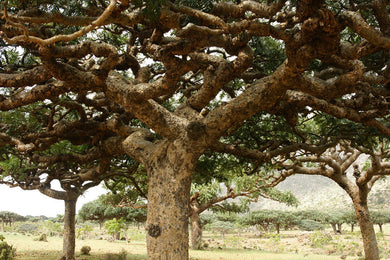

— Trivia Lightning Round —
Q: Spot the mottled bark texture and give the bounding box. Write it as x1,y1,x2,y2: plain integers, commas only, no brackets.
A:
38,187,81,260
143,140,201,259
62,198,77,260
352,195,379,260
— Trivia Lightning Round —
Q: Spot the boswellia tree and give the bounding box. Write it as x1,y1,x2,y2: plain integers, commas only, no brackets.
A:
0,0,390,259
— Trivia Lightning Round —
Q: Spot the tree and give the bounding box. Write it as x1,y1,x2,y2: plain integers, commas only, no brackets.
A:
370,210,390,233
323,210,346,234
104,218,127,240
0,141,121,260
0,211,25,232
78,200,108,230
1,1,390,259
342,211,358,232
276,141,390,259
103,162,298,249
242,209,300,234
78,196,147,229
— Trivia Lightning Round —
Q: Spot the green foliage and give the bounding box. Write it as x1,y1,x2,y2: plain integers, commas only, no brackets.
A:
250,37,286,75
42,220,62,236
370,210,390,225
0,236,16,260
77,224,93,239
104,218,127,239
298,219,324,231
309,231,332,248
242,210,300,233
17,222,39,235
207,220,235,238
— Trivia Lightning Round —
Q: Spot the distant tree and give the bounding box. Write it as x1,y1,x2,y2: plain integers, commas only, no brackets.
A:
342,211,358,232
78,200,107,229
207,219,236,240
370,211,390,233
43,220,62,237
0,141,122,260
323,211,346,234
276,141,390,259
241,210,299,234
78,196,147,230
0,211,25,231
50,214,64,223
104,218,127,240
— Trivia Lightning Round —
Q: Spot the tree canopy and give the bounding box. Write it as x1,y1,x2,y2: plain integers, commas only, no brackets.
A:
1,0,390,259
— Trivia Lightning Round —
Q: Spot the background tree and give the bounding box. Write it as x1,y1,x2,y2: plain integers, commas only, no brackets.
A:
78,196,147,229
0,211,25,232
0,140,122,260
1,0,390,259
103,159,298,249
276,140,390,259
370,210,390,233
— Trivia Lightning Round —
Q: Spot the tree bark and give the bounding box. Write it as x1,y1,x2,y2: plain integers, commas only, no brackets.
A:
62,198,77,260
353,200,379,260
337,223,342,233
276,223,280,234
378,224,383,233
331,223,337,234
190,211,203,250
145,141,199,260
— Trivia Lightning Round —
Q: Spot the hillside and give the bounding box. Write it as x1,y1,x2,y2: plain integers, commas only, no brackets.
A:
255,174,390,212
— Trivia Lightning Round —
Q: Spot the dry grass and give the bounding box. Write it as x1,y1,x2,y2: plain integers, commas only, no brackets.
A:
1,231,351,260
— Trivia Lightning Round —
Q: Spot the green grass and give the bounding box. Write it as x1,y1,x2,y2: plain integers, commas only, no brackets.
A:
1,232,347,260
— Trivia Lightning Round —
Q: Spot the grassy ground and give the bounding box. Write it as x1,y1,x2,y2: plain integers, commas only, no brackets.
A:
2,232,347,260
4,224,390,259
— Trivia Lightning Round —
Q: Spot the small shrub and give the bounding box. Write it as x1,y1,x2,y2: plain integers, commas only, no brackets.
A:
0,237,16,260
298,219,324,231
36,233,47,242
309,231,332,248
80,245,91,255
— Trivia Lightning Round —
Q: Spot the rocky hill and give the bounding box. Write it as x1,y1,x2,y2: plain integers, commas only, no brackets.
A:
255,174,390,212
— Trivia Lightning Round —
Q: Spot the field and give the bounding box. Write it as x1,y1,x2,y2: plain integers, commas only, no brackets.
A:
3,225,390,260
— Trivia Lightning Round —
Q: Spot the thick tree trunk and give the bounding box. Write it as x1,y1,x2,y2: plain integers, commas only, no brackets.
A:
190,211,203,250
145,141,199,260
351,224,354,232
62,198,77,260
353,200,379,260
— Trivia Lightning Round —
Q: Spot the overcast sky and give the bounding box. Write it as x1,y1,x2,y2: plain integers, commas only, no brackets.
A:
0,183,106,217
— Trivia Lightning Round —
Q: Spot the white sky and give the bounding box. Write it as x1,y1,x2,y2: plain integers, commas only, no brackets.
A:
0,184,106,217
